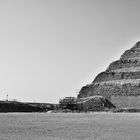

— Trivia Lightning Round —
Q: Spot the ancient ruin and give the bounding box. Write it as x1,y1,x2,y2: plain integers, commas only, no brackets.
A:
78,42,140,108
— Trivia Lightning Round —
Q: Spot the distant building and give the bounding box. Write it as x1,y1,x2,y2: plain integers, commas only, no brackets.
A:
59,97,76,110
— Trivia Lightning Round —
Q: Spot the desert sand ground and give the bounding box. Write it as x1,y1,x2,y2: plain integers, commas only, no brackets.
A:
0,112,140,140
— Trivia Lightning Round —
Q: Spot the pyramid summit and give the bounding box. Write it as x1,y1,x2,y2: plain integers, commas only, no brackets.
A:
120,41,140,61
131,41,140,50
78,42,140,108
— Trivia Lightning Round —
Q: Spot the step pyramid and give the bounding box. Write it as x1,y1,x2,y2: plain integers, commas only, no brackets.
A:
78,42,140,108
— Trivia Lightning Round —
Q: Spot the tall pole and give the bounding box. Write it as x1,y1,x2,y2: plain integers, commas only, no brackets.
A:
6,94,8,101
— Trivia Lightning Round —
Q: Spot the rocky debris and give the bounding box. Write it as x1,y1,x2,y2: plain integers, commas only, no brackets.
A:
78,42,140,108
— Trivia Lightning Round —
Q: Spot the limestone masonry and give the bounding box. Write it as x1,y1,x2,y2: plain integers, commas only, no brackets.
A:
78,42,140,108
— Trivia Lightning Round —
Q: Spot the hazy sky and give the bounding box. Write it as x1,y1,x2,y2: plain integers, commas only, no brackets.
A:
0,0,140,103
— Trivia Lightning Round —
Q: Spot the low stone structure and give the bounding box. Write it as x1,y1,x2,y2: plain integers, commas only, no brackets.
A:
76,96,115,111
59,97,76,110
59,96,115,111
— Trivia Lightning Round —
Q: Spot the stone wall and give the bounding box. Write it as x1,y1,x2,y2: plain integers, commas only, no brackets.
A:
111,95,140,108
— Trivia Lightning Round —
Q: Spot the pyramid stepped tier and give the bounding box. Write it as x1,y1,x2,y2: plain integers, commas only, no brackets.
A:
78,42,140,108
92,71,140,83
121,42,140,60
120,48,140,60
106,59,140,72
78,79,140,98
